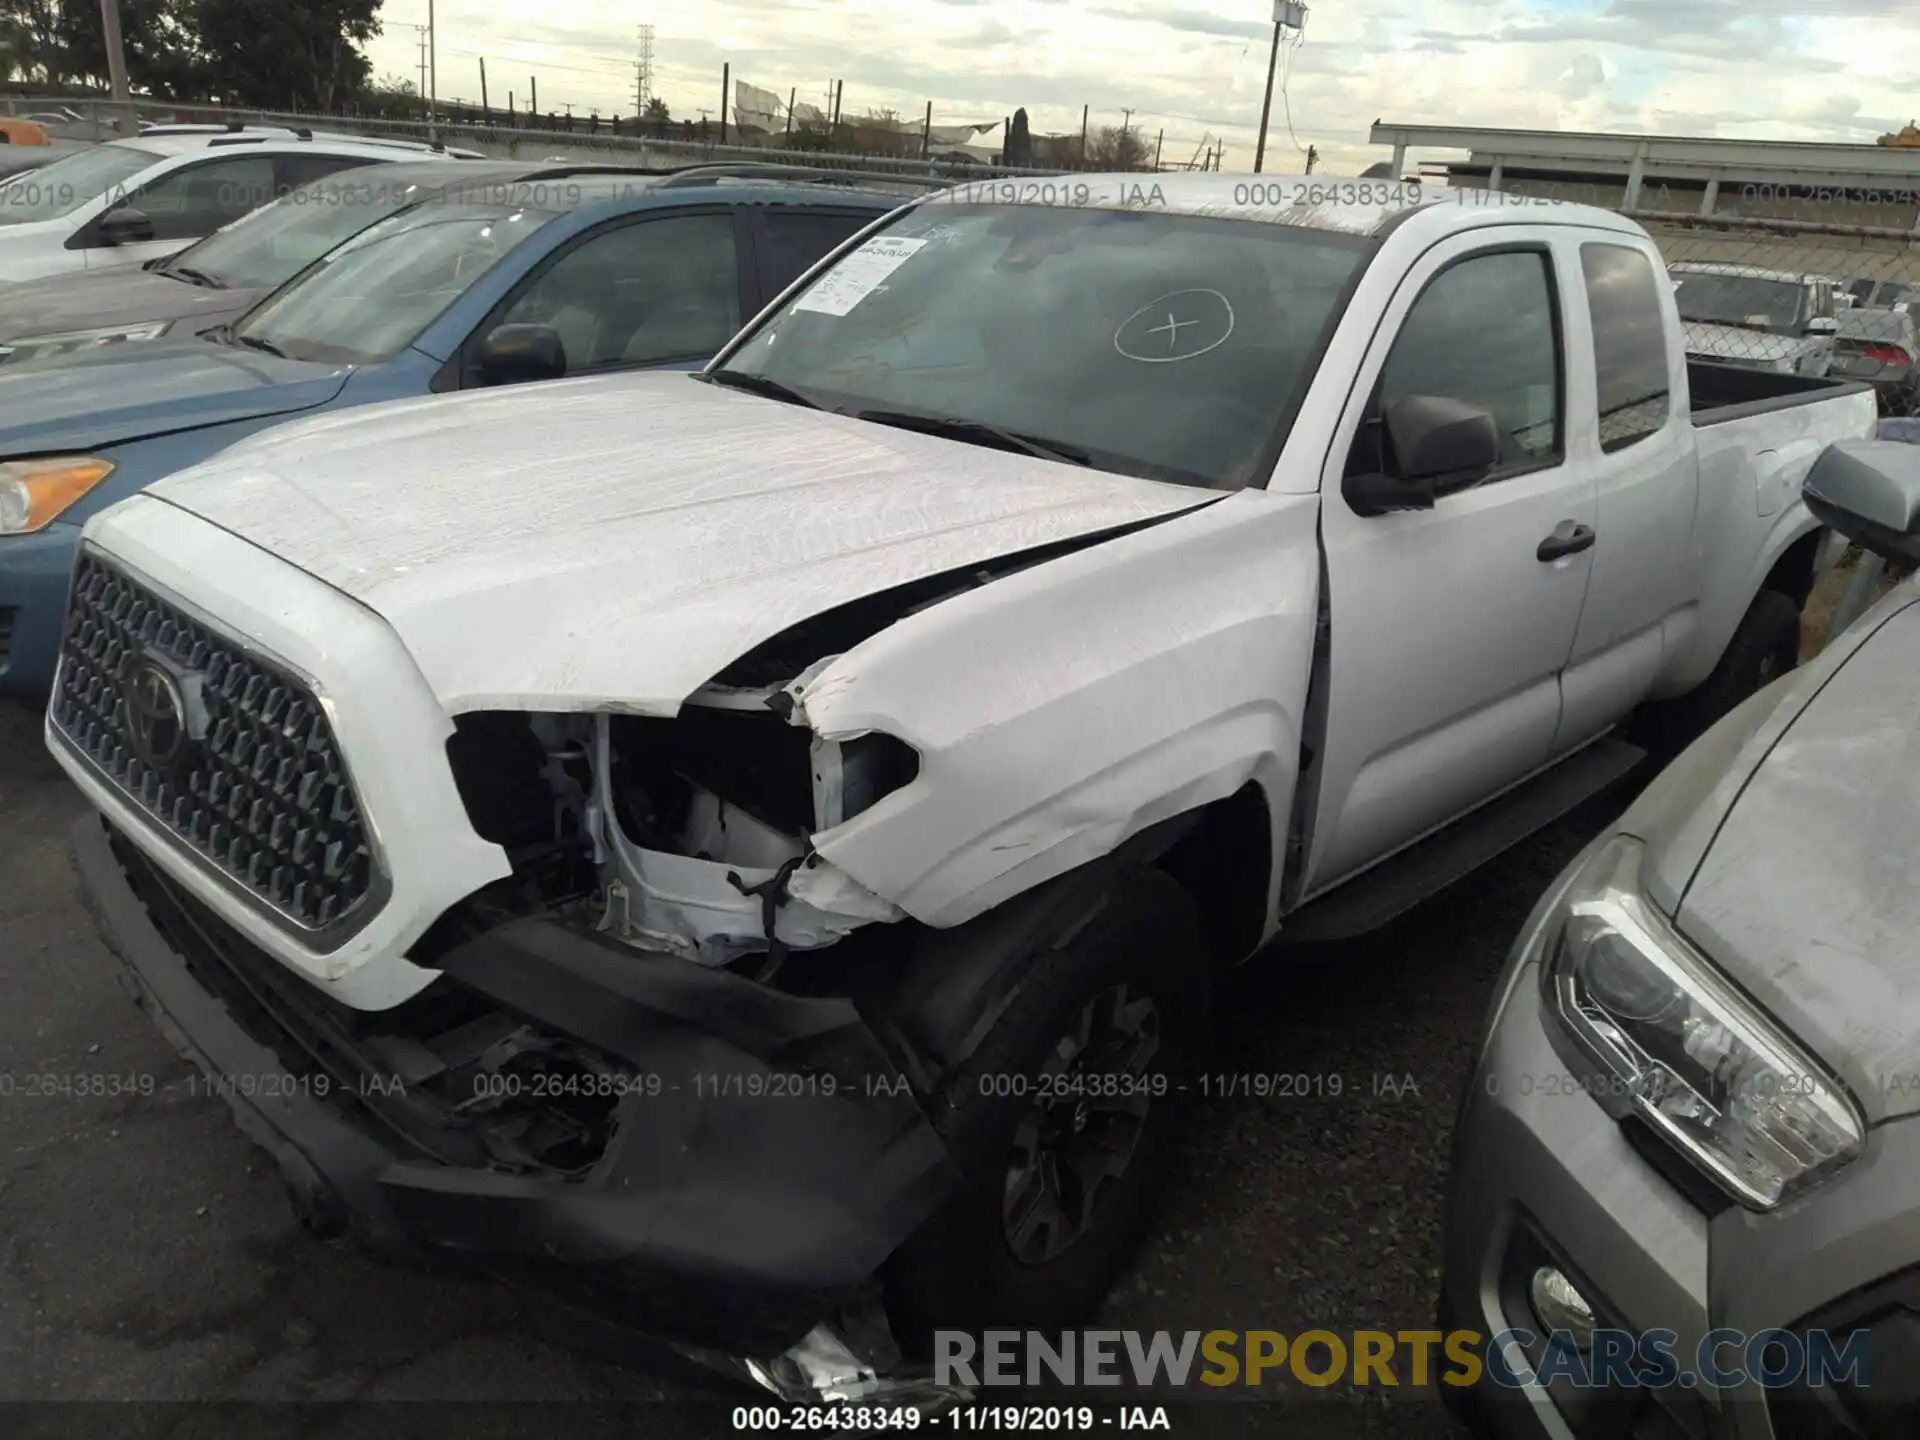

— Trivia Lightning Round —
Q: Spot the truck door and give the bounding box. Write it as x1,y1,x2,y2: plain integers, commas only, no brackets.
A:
1554,237,1697,750
1304,230,1597,895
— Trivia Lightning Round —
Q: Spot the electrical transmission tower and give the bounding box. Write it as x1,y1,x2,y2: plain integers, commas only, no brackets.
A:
634,25,654,114
414,25,429,102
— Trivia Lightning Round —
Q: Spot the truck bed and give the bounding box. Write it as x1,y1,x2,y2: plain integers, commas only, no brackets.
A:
1691,360,1874,427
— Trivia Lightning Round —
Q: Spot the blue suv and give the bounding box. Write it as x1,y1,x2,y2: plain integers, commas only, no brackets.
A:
0,166,909,694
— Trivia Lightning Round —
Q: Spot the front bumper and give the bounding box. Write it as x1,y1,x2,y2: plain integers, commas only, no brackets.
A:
0,519,80,696
74,809,960,1361
1439,874,1715,1440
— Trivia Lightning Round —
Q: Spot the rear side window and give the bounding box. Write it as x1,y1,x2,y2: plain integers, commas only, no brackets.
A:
759,209,872,296
1580,243,1671,454
279,153,383,190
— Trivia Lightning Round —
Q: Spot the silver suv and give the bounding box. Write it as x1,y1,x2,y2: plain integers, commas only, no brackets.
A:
1442,438,1920,1438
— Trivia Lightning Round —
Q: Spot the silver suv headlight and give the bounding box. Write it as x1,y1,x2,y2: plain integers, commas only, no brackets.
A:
1542,834,1863,1209
0,319,172,364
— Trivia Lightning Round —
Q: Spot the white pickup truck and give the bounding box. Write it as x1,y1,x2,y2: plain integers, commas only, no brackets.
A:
50,176,1876,1401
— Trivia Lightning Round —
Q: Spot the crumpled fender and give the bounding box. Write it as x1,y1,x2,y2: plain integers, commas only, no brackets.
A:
793,487,1325,932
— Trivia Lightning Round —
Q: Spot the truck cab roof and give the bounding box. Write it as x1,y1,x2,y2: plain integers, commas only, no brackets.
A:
919,171,1649,245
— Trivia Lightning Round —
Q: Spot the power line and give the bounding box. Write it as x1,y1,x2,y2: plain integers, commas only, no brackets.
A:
441,46,632,80
1278,14,1311,158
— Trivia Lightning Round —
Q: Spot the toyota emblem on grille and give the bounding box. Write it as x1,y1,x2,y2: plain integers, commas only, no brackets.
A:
124,658,189,769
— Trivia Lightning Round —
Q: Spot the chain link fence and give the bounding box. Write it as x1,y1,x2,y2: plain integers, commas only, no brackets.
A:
1632,212,1920,416
0,94,1079,182
1440,171,1920,417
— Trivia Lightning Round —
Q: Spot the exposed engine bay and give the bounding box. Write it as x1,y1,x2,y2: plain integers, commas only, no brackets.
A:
442,684,920,971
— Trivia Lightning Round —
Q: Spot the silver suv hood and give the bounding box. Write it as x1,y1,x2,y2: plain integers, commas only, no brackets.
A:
1670,588,1920,1123
142,370,1209,715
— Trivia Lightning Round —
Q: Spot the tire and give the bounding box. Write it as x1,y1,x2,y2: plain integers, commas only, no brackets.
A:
1631,588,1802,758
884,868,1212,1349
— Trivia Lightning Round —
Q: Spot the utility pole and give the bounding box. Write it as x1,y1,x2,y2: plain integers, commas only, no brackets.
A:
832,80,843,129
96,0,132,133
1256,2,1308,174
1153,128,1164,170
921,99,932,159
530,75,537,116
415,26,428,112
785,86,796,136
1253,21,1280,172
478,58,488,118
1079,103,1089,164
427,0,438,139
720,63,729,145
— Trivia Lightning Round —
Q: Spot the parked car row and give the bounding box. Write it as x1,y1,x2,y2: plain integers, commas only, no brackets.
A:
0,161,907,693
0,122,487,282
10,169,1920,1435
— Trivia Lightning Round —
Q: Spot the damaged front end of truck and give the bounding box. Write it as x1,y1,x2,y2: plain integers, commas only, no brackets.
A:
64,516,1245,1410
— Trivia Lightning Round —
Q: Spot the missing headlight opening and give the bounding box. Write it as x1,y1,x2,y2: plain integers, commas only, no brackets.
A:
442,693,917,971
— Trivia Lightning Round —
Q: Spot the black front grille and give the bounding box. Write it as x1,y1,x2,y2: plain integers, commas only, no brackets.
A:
0,605,14,665
50,552,378,934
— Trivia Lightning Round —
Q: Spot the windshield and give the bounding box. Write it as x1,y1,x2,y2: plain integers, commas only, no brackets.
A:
170,173,465,290
1672,272,1806,333
0,142,160,225
231,201,560,365
713,203,1371,489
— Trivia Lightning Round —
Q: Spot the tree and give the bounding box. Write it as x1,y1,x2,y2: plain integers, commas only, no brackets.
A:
1,1,64,84
1004,106,1031,167
1087,124,1150,170
190,0,380,112
53,0,197,94
358,71,419,120
644,95,669,125
0,14,27,80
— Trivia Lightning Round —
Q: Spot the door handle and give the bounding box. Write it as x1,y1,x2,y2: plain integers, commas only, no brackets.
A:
1537,522,1596,562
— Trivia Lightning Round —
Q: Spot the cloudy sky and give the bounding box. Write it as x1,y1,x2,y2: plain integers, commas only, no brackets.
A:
363,0,1920,171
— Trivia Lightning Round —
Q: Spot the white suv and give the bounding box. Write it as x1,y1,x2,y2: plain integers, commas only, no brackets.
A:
0,126,483,285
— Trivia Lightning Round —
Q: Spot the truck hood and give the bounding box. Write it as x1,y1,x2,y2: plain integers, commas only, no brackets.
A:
147,370,1215,714
1681,322,1805,366
0,339,350,455
1672,589,1920,1123
0,262,256,355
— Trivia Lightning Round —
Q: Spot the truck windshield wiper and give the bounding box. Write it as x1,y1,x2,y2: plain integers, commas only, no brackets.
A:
231,333,289,358
851,409,1092,467
697,369,826,409
164,263,225,289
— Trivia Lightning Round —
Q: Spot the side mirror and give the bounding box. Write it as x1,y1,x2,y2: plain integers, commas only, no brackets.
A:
1804,440,1920,565
94,206,155,246
1806,316,1840,336
476,323,566,386
1346,394,1501,516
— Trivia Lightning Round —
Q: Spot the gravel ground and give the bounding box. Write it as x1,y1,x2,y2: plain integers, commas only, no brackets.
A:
0,689,1647,1438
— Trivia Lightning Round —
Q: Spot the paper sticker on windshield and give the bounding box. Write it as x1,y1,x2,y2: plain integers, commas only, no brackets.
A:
794,236,927,316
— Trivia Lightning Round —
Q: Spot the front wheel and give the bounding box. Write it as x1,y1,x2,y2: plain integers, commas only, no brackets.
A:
884,869,1212,1348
